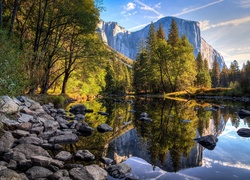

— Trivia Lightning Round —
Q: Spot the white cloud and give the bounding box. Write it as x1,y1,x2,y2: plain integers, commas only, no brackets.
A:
173,0,224,16
125,2,136,11
201,16,250,31
134,0,164,19
239,0,250,8
154,2,161,9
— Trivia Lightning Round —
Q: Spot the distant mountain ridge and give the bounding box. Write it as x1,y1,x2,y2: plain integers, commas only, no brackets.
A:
97,16,226,69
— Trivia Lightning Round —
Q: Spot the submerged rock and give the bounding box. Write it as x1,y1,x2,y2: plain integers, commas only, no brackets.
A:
237,128,250,137
194,135,218,150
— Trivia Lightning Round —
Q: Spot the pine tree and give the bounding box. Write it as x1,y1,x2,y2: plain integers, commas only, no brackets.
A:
220,66,229,87
211,56,220,88
167,19,179,47
157,23,165,40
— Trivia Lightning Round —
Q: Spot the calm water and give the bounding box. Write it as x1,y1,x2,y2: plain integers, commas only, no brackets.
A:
67,97,250,180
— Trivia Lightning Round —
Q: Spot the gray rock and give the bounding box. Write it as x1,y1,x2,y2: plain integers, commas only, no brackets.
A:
0,131,15,154
75,150,95,161
50,169,69,179
76,122,94,135
69,104,86,115
18,135,43,145
0,114,20,127
13,143,51,159
18,113,33,123
12,129,30,138
30,125,44,135
237,128,250,137
43,120,59,132
106,163,131,179
31,155,64,168
0,168,28,180
194,135,218,150
0,96,19,114
26,166,53,179
17,122,32,131
7,159,17,170
74,114,85,120
100,157,114,166
97,124,113,133
55,151,72,161
49,133,79,144
69,164,107,180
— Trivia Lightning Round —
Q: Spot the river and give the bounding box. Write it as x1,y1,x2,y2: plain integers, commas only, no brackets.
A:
66,97,250,180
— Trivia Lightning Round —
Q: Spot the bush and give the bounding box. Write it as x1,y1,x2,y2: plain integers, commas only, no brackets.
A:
0,30,29,96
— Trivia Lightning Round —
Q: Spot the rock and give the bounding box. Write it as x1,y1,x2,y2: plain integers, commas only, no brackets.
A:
0,114,20,127
237,128,250,137
12,129,30,138
43,120,59,132
74,114,85,120
0,96,19,114
17,122,32,131
64,164,84,170
18,135,43,145
29,125,44,135
69,104,86,115
75,150,95,161
97,124,113,133
100,157,114,166
18,113,33,123
238,109,250,118
31,155,64,168
139,117,153,122
25,166,53,179
98,111,109,116
140,112,148,117
49,133,79,144
181,119,191,123
76,122,94,136
194,135,218,150
69,164,107,180
7,159,17,170
0,168,28,180
125,173,139,180
13,143,51,160
0,131,15,155
106,163,131,179
55,151,72,161
50,169,69,179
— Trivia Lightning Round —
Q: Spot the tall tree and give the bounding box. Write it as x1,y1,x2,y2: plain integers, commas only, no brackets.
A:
167,18,179,47
0,0,2,28
157,23,165,40
9,0,18,35
220,66,229,87
211,56,220,88
228,60,240,83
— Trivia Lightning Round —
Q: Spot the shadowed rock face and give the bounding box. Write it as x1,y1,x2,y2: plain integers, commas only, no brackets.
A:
98,16,226,69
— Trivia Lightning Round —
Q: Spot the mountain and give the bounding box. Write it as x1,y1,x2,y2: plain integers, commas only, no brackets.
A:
97,16,226,69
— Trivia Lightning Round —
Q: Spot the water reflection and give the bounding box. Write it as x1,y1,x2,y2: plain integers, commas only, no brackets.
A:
67,97,250,178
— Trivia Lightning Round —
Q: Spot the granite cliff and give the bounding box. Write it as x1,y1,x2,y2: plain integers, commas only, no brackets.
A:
98,16,226,69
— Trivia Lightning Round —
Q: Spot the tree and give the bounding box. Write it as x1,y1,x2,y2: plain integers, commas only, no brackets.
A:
157,23,165,40
211,56,220,88
228,60,240,83
0,0,3,28
167,18,179,47
220,66,229,87
195,52,211,88
239,60,250,93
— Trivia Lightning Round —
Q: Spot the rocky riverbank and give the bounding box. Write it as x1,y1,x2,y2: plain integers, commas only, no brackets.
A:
0,96,134,180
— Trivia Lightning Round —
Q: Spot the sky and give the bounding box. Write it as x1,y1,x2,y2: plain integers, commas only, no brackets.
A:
100,0,250,68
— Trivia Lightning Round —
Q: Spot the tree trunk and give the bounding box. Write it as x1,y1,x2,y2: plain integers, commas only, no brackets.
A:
61,72,70,94
0,0,2,28
9,0,18,35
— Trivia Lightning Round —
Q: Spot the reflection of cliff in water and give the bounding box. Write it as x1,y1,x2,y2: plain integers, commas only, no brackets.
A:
106,128,204,172
105,105,227,172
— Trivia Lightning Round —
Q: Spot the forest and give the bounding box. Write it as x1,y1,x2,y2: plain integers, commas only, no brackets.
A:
0,0,249,97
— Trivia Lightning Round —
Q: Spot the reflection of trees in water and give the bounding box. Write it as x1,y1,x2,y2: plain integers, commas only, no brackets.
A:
134,98,198,172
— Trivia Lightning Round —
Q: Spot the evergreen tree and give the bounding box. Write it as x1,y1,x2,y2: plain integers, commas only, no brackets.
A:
195,52,211,88
211,57,220,88
167,19,179,47
239,60,250,93
157,23,165,40
220,66,229,87
228,60,240,83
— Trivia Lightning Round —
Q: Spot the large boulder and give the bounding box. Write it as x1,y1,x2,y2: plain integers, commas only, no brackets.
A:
75,150,95,161
97,124,113,133
194,135,218,150
69,104,86,115
25,166,53,179
69,164,107,180
0,168,28,180
0,131,15,155
106,163,131,179
0,96,19,114
237,128,250,137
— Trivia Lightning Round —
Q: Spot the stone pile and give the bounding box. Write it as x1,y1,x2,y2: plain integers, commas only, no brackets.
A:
0,96,132,180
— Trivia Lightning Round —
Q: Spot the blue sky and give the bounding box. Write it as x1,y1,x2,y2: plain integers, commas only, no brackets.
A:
100,0,250,68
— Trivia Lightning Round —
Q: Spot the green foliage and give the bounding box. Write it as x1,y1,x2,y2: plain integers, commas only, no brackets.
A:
195,52,211,88
0,30,29,96
211,56,220,88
